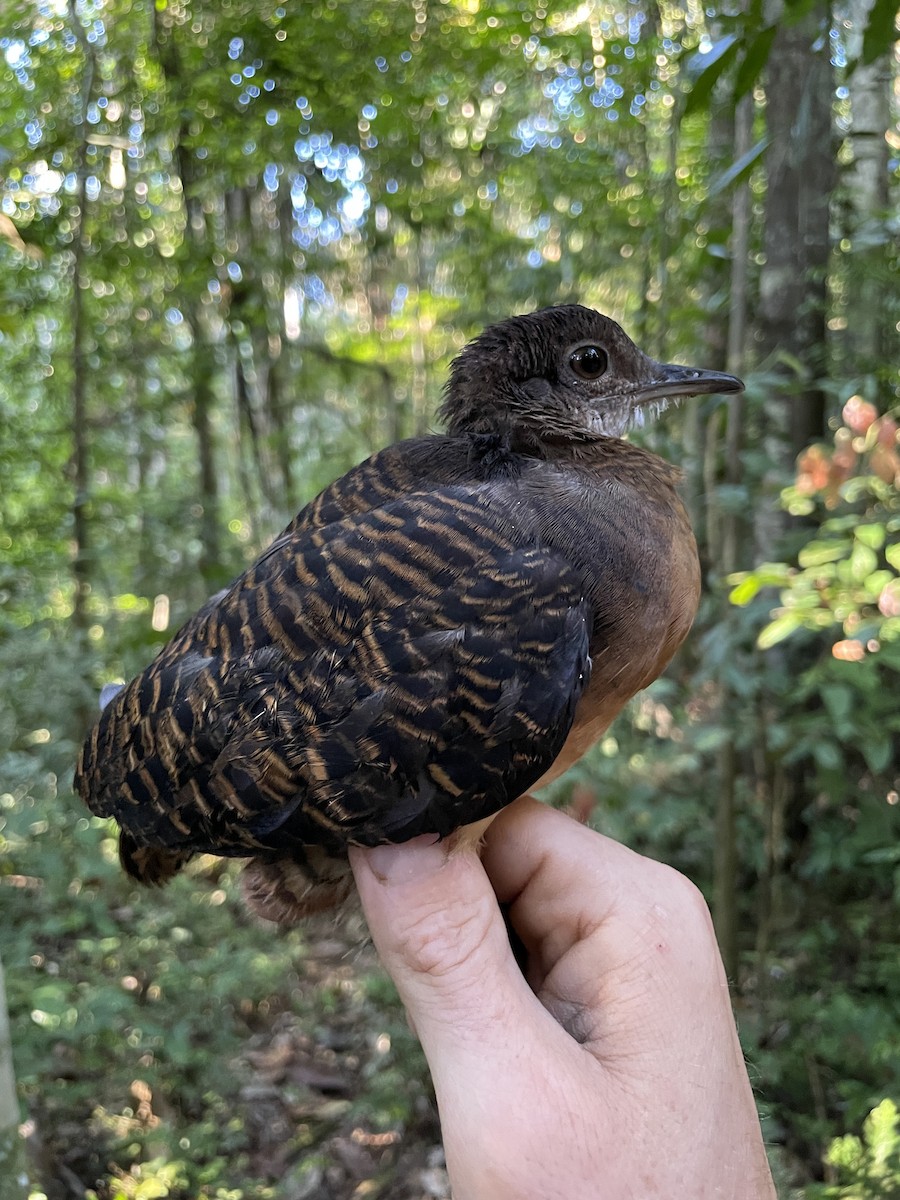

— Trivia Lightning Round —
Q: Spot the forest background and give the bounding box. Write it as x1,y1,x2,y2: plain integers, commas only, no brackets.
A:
0,0,898,1197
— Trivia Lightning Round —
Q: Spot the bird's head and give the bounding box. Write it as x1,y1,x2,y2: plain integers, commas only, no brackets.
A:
440,304,743,448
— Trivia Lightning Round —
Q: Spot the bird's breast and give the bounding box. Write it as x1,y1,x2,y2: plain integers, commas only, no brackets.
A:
518,454,701,783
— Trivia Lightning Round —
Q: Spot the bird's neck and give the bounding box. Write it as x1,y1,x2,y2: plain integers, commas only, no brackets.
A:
551,436,685,486
466,425,684,488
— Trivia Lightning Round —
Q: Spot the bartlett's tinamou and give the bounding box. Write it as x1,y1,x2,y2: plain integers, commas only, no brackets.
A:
75,305,742,922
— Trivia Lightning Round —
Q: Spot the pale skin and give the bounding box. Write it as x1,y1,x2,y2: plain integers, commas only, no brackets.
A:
349,796,777,1200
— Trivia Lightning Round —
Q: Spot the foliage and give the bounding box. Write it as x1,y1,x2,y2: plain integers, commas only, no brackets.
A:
809,1100,900,1199
731,399,900,656
2,631,433,1197
1,0,898,1196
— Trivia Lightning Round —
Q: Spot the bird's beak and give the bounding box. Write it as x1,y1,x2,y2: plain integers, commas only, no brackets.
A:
635,361,744,406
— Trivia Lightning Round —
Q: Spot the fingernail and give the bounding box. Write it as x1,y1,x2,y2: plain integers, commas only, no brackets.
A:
362,836,447,885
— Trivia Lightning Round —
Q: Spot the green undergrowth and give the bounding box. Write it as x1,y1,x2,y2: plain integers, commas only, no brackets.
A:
2,612,898,1196
1,637,432,1198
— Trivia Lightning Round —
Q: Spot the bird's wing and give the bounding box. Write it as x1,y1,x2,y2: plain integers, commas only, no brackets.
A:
76,485,591,859
146,440,455,668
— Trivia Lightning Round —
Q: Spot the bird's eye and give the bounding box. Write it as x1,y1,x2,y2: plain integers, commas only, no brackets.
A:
569,345,609,381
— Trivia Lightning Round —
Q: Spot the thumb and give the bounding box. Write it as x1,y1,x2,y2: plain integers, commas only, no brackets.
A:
349,836,532,1076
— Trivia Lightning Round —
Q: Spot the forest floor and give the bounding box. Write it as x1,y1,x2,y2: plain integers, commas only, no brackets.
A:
176,919,451,1200
13,835,453,1200
221,924,451,1200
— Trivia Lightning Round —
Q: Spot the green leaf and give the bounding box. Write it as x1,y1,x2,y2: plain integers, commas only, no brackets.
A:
685,33,739,78
684,35,741,115
812,739,842,771
863,1097,900,1159
863,734,893,774
865,569,894,597
758,611,804,649
862,846,900,864
887,543,900,571
729,575,761,606
849,541,878,581
799,540,848,568
862,0,900,65
823,685,854,724
729,563,794,605
693,727,730,752
734,24,777,100
706,136,769,198
855,524,887,551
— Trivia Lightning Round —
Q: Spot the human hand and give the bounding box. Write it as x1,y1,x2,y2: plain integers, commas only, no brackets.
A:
349,795,776,1200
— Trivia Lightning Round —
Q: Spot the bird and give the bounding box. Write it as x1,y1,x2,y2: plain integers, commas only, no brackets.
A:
74,305,742,922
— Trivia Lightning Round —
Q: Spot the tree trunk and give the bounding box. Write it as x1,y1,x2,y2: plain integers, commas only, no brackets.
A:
265,360,297,513
67,0,96,635
134,369,159,599
758,0,833,458
0,953,27,1199
842,0,894,373
695,78,755,975
152,3,222,587
713,740,739,977
255,187,297,513
231,333,263,537
410,230,430,438
752,0,836,984
191,360,223,588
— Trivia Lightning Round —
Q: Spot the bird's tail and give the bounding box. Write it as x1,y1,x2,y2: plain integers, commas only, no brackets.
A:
240,848,355,924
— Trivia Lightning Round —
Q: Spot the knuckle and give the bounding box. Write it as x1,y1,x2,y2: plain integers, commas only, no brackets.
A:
392,891,496,983
629,860,721,963
654,862,714,926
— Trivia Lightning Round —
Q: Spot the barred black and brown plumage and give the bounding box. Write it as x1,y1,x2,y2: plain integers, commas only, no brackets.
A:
75,305,742,921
